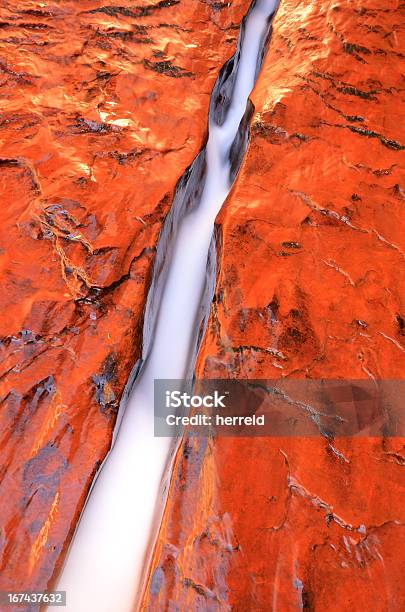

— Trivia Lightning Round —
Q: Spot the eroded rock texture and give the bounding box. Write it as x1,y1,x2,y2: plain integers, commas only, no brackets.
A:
142,1,405,609
0,0,252,592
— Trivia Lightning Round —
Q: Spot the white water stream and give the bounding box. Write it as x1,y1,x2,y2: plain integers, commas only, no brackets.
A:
57,1,278,609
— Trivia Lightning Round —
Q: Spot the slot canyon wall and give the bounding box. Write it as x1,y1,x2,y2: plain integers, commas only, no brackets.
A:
141,0,405,610
0,0,253,593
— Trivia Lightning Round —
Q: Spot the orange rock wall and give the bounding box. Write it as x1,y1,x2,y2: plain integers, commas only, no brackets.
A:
0,0,252,592
141,0,405,609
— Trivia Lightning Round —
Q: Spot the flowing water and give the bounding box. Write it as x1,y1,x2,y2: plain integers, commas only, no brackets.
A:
57,1,278,609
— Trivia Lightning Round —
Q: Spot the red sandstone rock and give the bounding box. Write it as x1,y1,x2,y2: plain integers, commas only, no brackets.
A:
141,0,405,609
0,0,252,594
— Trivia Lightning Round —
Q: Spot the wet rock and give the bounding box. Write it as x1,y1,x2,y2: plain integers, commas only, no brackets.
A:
142,1,405,609
0,0,252,593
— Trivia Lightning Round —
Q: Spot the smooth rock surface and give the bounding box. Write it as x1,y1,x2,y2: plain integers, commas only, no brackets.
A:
141,0,405,609
0,0,252,593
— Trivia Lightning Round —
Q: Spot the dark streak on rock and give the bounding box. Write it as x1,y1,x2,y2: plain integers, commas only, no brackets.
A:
102,29,153,44
321,121,405,151
300,76,366,123
0,157,41,192
336,85,378,100
18,9,54,16
22,442,68,503
149,566,165,596
0,60,33,84
342,41,371,62
85,1,179,19
85,247,154,303
155,22,192,32
5,376,56,441
92,354,119,414
397,314,405,336
17,22,52,31
73,117,119,134
137,0,180,17
0,158,21,168
346,125,404,150
282,242,302,249
302,588,314,610
183,577,219,601
143,59,193,78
